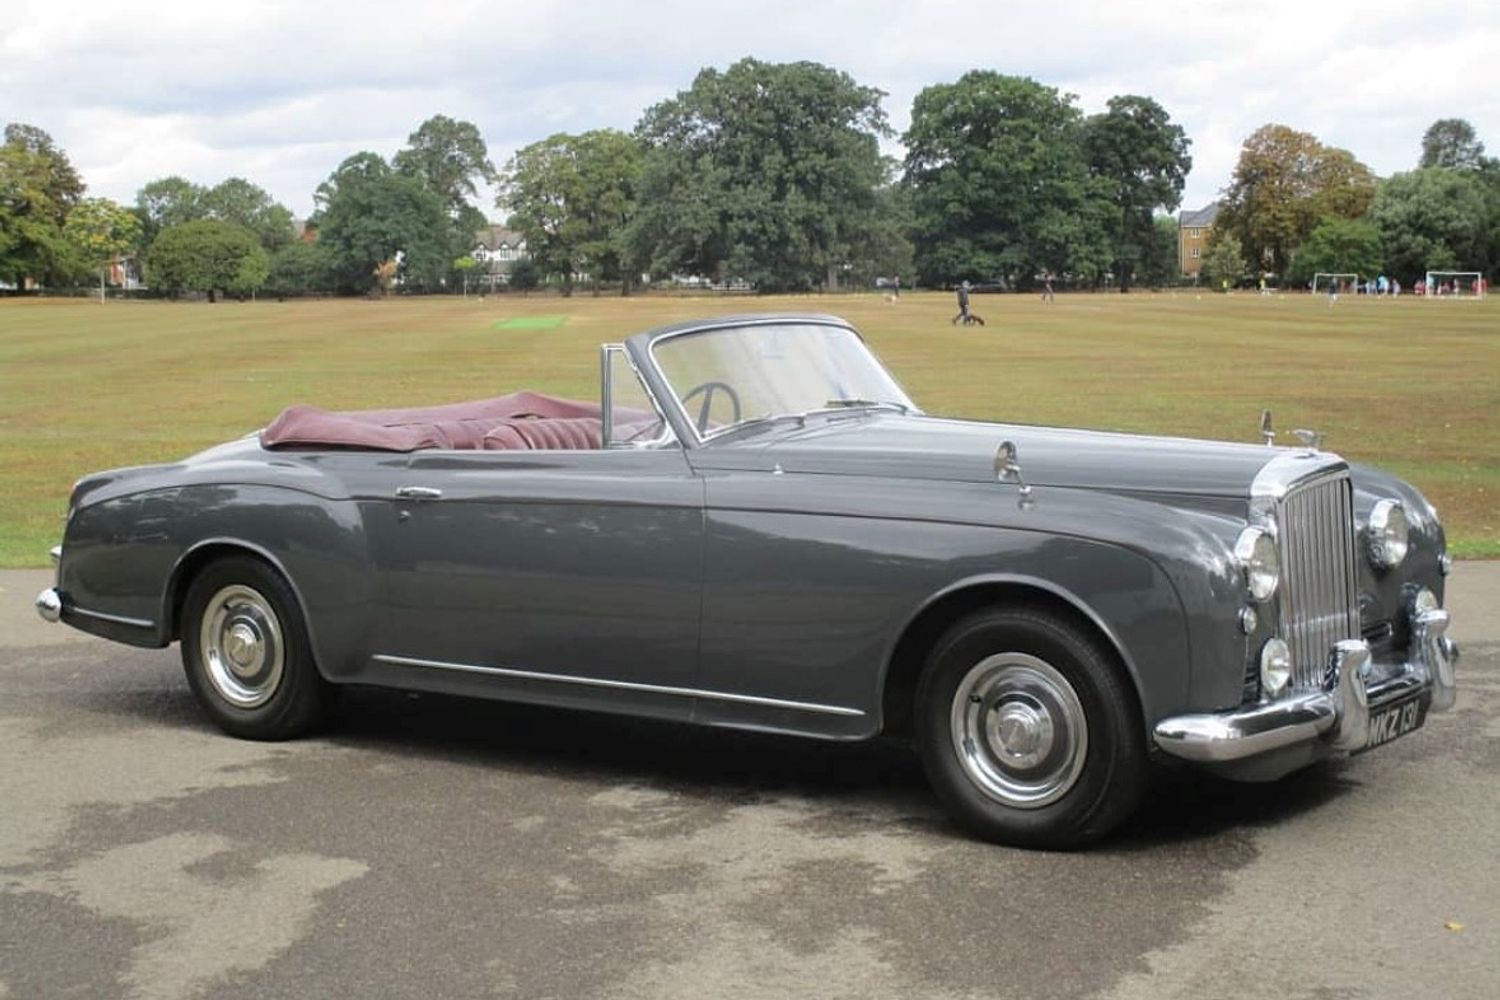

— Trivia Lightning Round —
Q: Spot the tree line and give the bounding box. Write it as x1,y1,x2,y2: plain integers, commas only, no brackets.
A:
1199,118,1500,288
2,58,1496,299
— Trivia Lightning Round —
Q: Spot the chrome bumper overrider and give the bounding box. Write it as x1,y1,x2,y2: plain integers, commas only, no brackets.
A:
36,587,62,623
1154,609,1458,764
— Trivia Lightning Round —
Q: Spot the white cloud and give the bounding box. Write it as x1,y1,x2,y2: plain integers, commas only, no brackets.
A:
3,0,1495,218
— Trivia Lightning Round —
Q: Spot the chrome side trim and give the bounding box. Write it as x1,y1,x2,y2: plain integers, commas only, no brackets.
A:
69,605,158,629
371,653,866,718
68,604,157,629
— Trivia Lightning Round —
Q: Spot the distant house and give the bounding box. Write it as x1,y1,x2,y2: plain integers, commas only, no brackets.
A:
472,224,528,289
1178,203,1220,279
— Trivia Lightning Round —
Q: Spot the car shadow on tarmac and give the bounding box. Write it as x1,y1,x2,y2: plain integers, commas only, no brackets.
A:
60,671,1355,851
323,684,1356,850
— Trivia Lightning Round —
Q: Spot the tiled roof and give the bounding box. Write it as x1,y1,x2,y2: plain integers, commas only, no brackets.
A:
1179,203,1221,228
475,224,525,249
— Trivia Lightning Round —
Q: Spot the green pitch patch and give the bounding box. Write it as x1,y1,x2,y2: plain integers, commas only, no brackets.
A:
492,315,569,330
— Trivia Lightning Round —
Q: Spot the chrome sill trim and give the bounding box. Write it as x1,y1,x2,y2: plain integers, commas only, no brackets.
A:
371,653,866,718
68,605,157,630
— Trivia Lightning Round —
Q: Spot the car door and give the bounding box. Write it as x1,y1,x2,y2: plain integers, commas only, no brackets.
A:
368,443,705,719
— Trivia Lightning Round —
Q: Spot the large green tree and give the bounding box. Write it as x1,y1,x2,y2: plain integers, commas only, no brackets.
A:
63,197,142,301
903,73,1112,288
313,152,451,292
394,114,498,219
1217,124,1375,277
1420,118,1486,171
134,176,204,247
1286,217,1383,286
201,178,296,251
266,242,336,296
631,58,890,291
0,123,86,287
1083,95,1192,291
502,129,643,295
1368,168,1490,283
135,175,295,252
1138,214,1181,288
146,219,269,300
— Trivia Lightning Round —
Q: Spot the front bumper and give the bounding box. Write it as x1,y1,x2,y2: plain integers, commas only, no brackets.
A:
1153,609,1458,775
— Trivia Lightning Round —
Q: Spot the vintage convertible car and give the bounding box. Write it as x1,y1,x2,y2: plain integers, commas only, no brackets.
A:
37,314,1459,847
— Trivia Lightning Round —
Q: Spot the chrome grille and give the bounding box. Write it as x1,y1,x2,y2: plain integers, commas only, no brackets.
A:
1276,471,1361,691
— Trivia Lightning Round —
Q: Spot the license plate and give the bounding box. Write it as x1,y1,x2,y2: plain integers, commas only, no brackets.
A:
1358,693,1428,753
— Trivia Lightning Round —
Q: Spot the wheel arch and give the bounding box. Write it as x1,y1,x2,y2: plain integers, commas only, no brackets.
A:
164,539,319,669
879,575,1146,739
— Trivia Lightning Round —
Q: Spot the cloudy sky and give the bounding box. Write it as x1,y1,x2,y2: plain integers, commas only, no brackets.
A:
3,0,1494,220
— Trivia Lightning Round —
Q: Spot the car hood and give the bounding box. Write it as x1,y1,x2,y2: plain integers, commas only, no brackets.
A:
698,413,1289,499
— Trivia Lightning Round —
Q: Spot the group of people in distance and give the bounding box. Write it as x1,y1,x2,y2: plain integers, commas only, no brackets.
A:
1325,274,1486,303
1414,277,1485,296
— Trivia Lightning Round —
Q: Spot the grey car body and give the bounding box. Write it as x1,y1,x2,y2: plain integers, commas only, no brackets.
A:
38,313,1458,845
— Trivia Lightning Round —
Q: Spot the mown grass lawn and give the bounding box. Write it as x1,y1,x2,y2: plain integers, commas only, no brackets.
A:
1,290,1496,566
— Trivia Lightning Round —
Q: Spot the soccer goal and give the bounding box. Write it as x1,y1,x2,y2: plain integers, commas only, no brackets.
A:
1424,271,1486,298
1312,273,1359,294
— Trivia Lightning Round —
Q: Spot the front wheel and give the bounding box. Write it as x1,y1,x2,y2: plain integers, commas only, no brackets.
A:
915,606,1147,848
180,555,329,740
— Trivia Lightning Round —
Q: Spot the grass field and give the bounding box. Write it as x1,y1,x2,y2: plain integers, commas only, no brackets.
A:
1,291,1496,566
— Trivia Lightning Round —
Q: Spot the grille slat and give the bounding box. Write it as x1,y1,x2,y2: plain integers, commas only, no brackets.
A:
1276,472,1358,691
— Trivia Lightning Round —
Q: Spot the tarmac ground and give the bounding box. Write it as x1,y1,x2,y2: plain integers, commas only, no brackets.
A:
1,564,1496,1000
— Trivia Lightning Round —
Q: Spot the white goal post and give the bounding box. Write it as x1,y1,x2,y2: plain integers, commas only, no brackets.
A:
1424,271,1486,298
1312,273,1359,293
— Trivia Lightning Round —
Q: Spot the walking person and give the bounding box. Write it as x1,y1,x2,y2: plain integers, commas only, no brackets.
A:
1042,275,1055,303
951,280,984,325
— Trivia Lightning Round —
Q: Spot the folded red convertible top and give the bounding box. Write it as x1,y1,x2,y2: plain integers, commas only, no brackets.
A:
260,391,601,452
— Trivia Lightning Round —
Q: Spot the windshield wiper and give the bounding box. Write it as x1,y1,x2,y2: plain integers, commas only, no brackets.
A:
824,398,912,414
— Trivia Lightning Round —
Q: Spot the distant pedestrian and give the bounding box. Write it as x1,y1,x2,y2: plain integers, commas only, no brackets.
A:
892,274,901,300
1042,275,1055,302
1327,278,1339,305
951,280,985,325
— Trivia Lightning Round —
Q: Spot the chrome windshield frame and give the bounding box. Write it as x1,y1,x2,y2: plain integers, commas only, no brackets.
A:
637,315,919,447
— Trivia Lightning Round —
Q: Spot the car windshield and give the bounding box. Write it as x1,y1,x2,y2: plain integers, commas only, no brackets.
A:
650,323,916,439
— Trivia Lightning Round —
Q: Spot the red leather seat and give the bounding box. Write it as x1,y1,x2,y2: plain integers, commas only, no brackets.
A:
506,417,604,450
481,418,604,451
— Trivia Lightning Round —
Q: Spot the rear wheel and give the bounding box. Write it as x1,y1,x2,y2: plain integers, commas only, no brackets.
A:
180,555,328,740
915,606,1147,848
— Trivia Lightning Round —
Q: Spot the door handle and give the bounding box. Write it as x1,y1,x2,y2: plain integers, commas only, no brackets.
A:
395,486,443,500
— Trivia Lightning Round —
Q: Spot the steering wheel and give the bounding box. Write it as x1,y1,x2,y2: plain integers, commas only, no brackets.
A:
680,380,742,433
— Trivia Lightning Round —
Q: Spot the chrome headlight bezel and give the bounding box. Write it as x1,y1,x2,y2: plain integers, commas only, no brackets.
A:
1367,499,1409,569
1234,526,1280,603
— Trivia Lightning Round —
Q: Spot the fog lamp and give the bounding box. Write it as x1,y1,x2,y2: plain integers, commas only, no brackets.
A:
1260,637,1292,699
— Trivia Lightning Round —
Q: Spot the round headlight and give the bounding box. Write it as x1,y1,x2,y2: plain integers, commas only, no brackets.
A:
1368,500,1409,569
1234,527,1280,602
1260,637,1292,699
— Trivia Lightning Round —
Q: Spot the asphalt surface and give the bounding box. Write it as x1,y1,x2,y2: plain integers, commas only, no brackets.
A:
1,564,1497,1000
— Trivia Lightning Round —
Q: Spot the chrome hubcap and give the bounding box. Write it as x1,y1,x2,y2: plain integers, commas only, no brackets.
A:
951,653,1087,809
200,585,284,708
